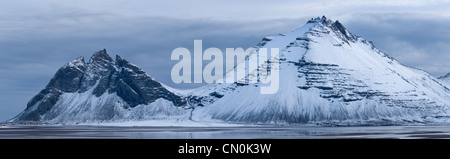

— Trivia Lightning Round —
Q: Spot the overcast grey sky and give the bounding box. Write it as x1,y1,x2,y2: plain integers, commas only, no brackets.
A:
1,0,450,121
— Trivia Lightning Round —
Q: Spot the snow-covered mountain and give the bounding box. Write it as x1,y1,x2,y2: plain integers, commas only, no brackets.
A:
12,49,191,123
12,16,450,125
189,16,450,124
439,73,450,86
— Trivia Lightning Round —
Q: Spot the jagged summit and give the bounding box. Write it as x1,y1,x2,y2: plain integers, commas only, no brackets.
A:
306,16,356,42
89,49,114,66
67,49,137,70
76,49,133,67
307,15,333,25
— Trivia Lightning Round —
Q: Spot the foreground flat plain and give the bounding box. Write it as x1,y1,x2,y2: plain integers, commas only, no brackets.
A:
1,125,450,139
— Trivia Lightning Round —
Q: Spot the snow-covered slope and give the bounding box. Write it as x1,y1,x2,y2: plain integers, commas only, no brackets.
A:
189,16,450,125
12,49,191,123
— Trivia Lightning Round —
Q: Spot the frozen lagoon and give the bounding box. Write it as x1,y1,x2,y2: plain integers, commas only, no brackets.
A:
1,125,450,139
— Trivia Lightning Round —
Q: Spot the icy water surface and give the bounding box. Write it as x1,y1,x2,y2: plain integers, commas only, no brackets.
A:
1,125,450,139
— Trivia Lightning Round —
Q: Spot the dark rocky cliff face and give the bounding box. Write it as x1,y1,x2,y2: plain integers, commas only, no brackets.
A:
16,49,186,121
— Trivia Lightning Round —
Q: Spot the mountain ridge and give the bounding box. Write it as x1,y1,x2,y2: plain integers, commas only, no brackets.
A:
12,16,450,125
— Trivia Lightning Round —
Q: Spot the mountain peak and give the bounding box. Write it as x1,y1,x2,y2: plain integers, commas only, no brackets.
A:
307,15,333,25
305,16,357,42
15,48,188,122
89,49,114,65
